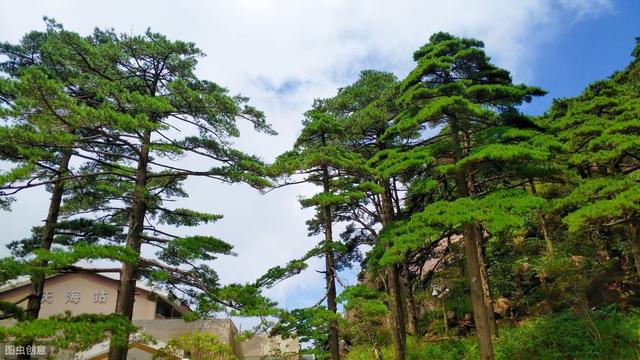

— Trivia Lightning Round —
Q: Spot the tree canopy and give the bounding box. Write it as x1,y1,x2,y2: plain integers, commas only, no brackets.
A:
1,21,639,360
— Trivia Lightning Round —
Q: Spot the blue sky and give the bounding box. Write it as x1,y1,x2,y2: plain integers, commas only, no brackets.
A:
282,0,640,310
522,0,639,114
0,0,638,313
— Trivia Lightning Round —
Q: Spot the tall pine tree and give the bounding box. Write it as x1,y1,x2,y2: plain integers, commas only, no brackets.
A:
383,32,547,359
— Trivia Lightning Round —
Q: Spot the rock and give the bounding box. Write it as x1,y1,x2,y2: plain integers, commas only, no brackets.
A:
530,300,551,315
493,297,512,316
596,250,610,263
446,310,456,320
570,255,586,267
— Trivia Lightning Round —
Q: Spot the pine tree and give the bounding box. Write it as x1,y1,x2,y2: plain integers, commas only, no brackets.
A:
0,24,139,357
549,39,640,278
325,70,410,359
55,28,276,360
2,22,277,360
383,32,547,359
0,24,129,324
270,104,371,360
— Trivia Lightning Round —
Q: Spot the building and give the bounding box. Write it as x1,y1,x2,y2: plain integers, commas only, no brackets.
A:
0,272,299,359
0,272,190,320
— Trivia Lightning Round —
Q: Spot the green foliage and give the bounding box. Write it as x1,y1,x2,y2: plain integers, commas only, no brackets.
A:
34,243,139,268
493,308,640,360
547,47,640,235
2,21,640,360
378,190,545,266
157,208,223,227
255,259,309,288
270,306,339,358
345,308,640,360
338,285,390,356
159,236,234,264
0,313,136,351
153,331,237,360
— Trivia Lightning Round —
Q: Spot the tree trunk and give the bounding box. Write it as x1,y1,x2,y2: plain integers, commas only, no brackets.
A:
322,165,341,360
628,220,640,281
475,226,497,338
442,298,449,336
108,133,150,360
25,150,72,320
388,264,406,360
529,179,553,254
449,117,494,360
19,150,72,360
381,182,406,360
539,213,554,255
461,223,494,360
468,172,498,339
400,268,418,336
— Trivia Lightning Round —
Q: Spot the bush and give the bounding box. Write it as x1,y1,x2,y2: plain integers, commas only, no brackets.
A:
153,331,237,360
493,308,640,360
345,308,640,359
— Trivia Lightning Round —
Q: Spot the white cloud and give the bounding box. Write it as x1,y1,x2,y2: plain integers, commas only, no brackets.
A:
558,0,614,19
0,0,613,307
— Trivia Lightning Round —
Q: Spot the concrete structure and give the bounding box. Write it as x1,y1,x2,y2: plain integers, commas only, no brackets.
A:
76,338,170,360
134,318,243,357
0,272,300,359
241,334,300,360
0,272,189,320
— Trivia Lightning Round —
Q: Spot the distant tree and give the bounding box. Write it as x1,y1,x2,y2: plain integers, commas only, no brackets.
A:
323,70,411,359
269,105,368,360
271,70,420,359
266,70,413,359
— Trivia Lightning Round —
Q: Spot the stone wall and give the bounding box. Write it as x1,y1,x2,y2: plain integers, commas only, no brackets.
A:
240,334,300,360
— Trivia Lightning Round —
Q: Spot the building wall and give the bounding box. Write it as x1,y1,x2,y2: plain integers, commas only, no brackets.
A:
0,273,157,320
240,334,300,360
99,320,242,359
132,320,300,360
132,318,236,344
117,346,154,360
0,275,301,359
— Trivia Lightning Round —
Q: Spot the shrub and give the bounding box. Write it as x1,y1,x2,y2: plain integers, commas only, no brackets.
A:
345,308,640,359
153,331,237,360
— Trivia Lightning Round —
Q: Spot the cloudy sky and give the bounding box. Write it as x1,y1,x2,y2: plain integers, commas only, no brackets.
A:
0,0,638,312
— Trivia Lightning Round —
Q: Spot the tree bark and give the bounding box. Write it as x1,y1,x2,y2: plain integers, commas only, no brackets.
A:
628,220,640,281
400,268,418,336
529,179,553,254
108,132,150,360
539,213,554,255
467,163,498,339
19,150,72,360
322,164,341,360
381,182,406,360
475,226,497,338
461,224,494,360
449,117,494,360
25,150,72,320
